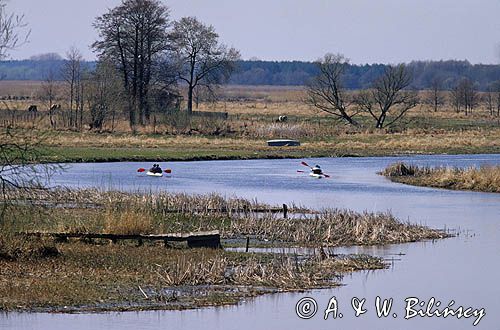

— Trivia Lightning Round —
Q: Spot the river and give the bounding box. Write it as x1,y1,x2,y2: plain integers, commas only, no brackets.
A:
1,154,499,330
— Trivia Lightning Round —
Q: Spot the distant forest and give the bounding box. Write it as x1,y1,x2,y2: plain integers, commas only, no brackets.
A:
1,58,500,91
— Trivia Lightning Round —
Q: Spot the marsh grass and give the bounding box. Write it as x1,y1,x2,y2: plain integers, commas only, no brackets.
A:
0,244,384,312
229,209,446,245
383,162,500,192
6,188,447,246
0,233,59,261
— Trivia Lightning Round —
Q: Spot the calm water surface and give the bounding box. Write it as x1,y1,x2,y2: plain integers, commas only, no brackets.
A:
1,154,499,330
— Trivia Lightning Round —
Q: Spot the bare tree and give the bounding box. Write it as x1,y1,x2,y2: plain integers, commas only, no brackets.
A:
93,0,171,127
0,0,29,60
170,16,240,114
306,53,359,126
491,80,500,117
39,70,59,129
87,60,122,131
0,2,59,226
450,86,461,113
451,78,478,115
497,84,500,117
355,64,418,129
426,77,445,112
62,47,83,128
485,86,495,116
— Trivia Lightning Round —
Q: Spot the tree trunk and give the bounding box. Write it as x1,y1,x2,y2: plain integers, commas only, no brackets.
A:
187,85,194,114
376,113,386,129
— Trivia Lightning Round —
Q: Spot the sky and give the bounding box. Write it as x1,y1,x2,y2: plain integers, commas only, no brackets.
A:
6,0,500,64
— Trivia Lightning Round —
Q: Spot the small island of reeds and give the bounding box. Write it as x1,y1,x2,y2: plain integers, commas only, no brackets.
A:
382,162,500,193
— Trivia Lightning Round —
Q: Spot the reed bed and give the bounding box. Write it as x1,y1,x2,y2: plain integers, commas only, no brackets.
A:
0,244,384,312
383,162,500,193
151,250,372,288
228,210,446,246
4,188,446,246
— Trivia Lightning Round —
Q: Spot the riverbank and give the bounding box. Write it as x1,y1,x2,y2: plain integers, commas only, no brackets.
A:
32,128,500,163
382,162,500,193
0,189,449,312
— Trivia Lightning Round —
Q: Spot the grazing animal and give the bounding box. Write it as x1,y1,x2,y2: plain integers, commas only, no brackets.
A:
27,105,38,112
277,115,288,123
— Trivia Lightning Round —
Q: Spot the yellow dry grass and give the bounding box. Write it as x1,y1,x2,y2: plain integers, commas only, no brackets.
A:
383,163,500,192
104,208,153,235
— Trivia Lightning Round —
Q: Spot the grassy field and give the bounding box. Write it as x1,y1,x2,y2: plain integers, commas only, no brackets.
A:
32,128,499,163
382,162,500,193
1,82,499,163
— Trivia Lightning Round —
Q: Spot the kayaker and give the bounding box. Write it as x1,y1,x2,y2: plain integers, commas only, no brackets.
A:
311,164,323,175
149,164,163,174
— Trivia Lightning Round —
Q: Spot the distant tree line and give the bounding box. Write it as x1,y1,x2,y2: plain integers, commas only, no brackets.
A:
232,60,500,91
1,58,500,91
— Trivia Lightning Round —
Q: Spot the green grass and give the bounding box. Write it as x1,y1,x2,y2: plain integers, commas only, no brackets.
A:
37,140,500,164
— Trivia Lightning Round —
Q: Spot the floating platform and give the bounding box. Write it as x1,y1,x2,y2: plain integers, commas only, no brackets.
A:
267,139,300,147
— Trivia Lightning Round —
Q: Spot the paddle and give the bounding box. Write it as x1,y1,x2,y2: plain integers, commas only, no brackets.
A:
300,161,330,178
137,168,146,173
164,169,172,174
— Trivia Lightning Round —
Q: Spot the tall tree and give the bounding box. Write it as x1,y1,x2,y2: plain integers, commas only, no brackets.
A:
39,70,58,129
356,64,418,129
92,0,171,127
485,84,496,116
426,77,445,112
306,53,359,126
62,47,83,128
451,78,478,115
87,59,123,131
170,16,240,114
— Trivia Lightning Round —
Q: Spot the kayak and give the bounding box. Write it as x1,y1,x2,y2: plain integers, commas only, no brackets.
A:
146,171,163,177
309,173,325,179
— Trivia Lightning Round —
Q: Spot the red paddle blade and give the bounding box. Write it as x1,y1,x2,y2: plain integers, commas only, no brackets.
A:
301,161,310,168
297,170,305,173
164,169,172,174
323,174,330,178
137,168,146,173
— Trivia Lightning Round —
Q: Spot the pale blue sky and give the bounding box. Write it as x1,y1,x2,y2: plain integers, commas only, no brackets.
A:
7,0,500,64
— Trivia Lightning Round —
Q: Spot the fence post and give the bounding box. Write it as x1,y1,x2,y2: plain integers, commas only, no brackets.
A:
283,204,288,219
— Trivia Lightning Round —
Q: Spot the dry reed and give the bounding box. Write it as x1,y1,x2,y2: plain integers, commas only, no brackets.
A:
383,162,500,193
0,244,384,312
5,188,447,246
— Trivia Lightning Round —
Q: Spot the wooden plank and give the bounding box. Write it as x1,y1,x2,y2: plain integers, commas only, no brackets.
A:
21,230,221,248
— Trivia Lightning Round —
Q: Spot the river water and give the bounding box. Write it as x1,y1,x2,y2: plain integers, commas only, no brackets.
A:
1,154,499,330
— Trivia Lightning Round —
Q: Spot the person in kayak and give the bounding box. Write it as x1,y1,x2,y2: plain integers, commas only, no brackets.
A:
149,164,163,174
311,164,323,175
